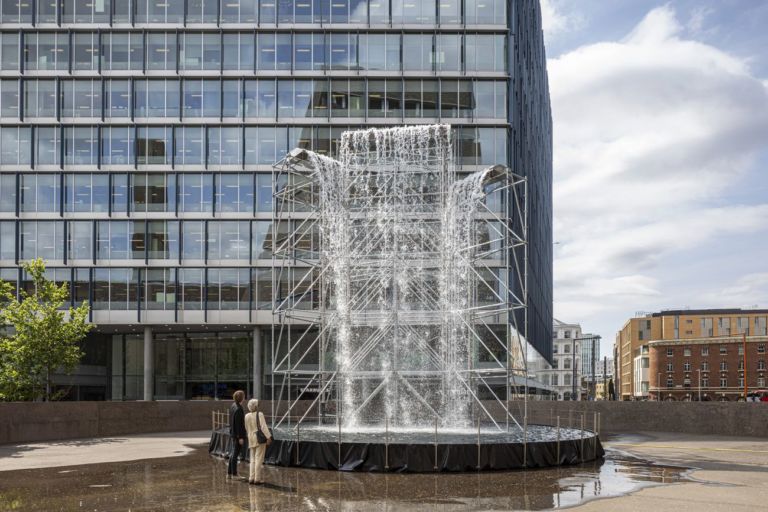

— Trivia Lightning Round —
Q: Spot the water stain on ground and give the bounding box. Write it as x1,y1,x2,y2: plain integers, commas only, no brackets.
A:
0,446,691,511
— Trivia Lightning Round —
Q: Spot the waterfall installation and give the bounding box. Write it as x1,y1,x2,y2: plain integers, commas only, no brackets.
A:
258,124,604,471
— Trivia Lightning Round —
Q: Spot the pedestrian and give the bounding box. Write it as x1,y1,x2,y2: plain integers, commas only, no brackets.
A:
227,390,247,479
245,398,273,485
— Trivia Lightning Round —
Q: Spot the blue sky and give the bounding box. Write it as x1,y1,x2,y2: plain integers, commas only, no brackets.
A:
543,0,768,357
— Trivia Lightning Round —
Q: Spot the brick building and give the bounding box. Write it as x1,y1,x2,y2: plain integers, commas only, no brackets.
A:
616,309,768,401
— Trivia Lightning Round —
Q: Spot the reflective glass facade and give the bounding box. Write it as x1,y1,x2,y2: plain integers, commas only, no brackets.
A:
0,0,551,400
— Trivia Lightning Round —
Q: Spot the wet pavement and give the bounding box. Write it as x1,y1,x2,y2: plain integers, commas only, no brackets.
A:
0,446,689,511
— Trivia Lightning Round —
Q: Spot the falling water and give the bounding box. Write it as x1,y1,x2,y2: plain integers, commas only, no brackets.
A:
302,125,499,430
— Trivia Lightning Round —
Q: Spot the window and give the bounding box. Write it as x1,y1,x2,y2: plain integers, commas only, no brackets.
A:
207,221,249,261
0,174,15,212
473,81,507,119
465,35,505,72
293,33,326,71
181,221,205,260
666,348,674,357
135,80,180,118
757,360,766,371
564,343,570,353
738,345,744,356
0,222,16,260
93,268,138,311
63,0,111,23
208,268,249,310
683,347,691,357
64,126,98,166
180,33,221,70
175,126,205,165
105,80,131,118
436,34,461,71
21,174,60,212
683,378,691,388
147,221,179,260
737,317,749,335
359,33,400,71
701,317,713,336
392,0,435,24
718,317,731,336
111,174,129,213
65,173,109,213
719,345,727,355
666,378,674,388
758,344,766,354
719,378,727,388
403,34,432,71
208,127,243,166
439,0,460,24
215,174,254,213
701,377,709,387
223,33,255,70
563,359,571,369
71,32,100,71
251,221,271,259
101,127,135,165
1,126,32,165
221,0,258,23
551,374,558,386
738,359,744,370
256,33,291,70
1,0,32,22
144,268,177,311
132,173,176,213
701,361,709,371
20,221,65,260
146,33,178,71
756,317,767,336
701,346,709,356
0,79,19,119
328,33,357,70
61,80,101,118
683,361,691,372
102,32,143,71
24,80,57,118
404,80,439,118
758,377,766,388
96,221,144,260
187,0,218,23
67,221,93,260
179,174,213,212
24,33,68,71
183,80,220,118
222,81,243,118
136,126,172,165
135,0,184,22
720,361,728,371
35,127,61,166
368,80,402,118
666,362,673,372
465,0,506,24
179,268,204,310
244,80,277,118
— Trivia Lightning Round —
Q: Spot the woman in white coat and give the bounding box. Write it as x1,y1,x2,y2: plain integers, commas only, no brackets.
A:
244,399,272,485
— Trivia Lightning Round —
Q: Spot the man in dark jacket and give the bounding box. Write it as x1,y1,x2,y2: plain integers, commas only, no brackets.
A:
227,390,247,478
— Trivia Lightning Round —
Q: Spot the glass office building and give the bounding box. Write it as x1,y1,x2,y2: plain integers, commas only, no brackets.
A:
0,0,551,400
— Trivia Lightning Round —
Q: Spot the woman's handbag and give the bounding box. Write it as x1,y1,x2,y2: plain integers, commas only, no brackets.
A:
256,411,272,444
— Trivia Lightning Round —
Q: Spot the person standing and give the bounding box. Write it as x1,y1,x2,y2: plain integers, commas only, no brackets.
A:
227,390,247,479
245,398,272,484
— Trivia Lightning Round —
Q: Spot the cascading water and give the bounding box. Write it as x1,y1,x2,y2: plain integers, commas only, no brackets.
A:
299,125,500,431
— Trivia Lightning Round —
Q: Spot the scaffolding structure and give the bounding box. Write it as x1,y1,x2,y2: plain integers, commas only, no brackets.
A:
269,126,528,433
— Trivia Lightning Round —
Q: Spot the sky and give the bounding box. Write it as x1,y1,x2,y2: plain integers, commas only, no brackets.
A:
541,0,768,358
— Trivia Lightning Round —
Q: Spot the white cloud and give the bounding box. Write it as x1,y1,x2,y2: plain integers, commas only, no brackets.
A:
540,0,582,41
549,6,768,343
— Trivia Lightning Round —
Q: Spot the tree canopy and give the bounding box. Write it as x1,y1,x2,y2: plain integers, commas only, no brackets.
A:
0,259,94,401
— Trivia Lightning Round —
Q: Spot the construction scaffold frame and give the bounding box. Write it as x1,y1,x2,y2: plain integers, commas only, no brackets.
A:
269,127,529,434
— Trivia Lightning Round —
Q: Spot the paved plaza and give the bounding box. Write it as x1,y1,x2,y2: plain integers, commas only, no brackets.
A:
1,430,766,510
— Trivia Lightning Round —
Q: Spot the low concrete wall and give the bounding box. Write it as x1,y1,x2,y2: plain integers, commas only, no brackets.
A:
0,400,307,445
514,401,768,438
1,400,766,445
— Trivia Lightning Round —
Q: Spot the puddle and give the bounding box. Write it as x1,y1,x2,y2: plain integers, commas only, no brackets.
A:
0,447,691,511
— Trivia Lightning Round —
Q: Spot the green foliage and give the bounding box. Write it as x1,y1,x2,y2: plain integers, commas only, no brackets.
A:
0,259,94,401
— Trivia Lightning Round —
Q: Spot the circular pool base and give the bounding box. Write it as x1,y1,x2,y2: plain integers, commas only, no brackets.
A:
210,424,604,473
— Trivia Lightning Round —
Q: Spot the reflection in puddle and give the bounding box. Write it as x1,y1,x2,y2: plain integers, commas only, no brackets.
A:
0,447,689,511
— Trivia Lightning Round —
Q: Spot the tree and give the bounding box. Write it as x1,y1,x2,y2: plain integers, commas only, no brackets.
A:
0,259,94,401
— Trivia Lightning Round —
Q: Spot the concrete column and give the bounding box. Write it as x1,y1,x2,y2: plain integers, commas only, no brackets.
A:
253,326,263,399
143,327,154,401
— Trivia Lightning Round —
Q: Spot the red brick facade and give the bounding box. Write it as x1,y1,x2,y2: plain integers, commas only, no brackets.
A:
648,338,768,401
